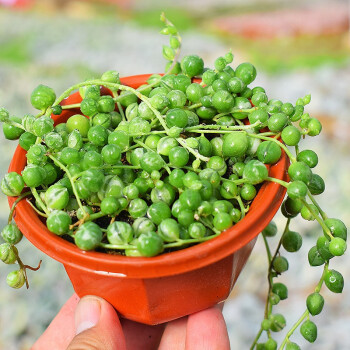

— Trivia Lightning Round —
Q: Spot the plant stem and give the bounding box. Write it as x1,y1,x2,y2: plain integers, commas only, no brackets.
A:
185,122,260,132
117,101,126,121
262,234,272,263
250,328,263,350
7,191,32,223
161,12,182,75
251,219,290,347
278,310,309,350
164,233,221,248
307,190,328,220
266,176,289,188
235,195,246,219
6,121,25,130
48,154,86,215
199,217,221,234
113,80,161,103
187,103,202,110
129,130,167,137
99,243,132,250
85,211,106,222
61,103,81,110
278,263,328,350
134,140,171,174
16,255,42,289
30,187,49,215
26,199,48,217
268,219,290,286
53,79,171,136
315,262,328,293
176,137,210,162
301,200,333,239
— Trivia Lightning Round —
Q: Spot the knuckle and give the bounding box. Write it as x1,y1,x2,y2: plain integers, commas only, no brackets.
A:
67,332,105,350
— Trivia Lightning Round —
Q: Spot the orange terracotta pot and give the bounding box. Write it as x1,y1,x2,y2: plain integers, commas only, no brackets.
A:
8,74,288,325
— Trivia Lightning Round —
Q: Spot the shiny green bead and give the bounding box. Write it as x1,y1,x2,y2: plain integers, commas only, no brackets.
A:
107,221,134,245
243,160,268,184
222,132,248,157
306,292,324,316
75,222,103,251
235,62,257,85
33,116,54,137
45,185,70,210
7,269,25,289
323,218,347,241
147,201,171,225
308,245,326,266
46,210,72,235
0,243,18,264
128,198,148,218
136,232,164,257
262,221,277,237
159,218,180,242
1,172,25,196
300,320,317,343
269,313,286,332
329,237,347,256
272,283,288,300
132,217,156,238
324,269,344,293
188,222,206,238
281,125,301,146
30,84,56,110
287,181,308,200
180,189,201,210
100,197,120,215
272,256,289,273
213,212,232,231
181,55,204,78
282,230,302,252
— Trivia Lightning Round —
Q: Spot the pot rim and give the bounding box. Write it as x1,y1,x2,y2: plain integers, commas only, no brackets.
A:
8,74,288,279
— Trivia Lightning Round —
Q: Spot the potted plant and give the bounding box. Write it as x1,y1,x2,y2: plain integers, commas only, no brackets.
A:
0,13,346,349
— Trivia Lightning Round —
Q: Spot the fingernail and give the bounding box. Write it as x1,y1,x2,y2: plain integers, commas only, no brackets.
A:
75,296,101,335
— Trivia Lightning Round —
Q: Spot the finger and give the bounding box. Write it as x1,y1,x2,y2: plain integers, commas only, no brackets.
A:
120,318,165,350
67,295,126,350
186,307,230,350
32,293,80,350
158,316,187,350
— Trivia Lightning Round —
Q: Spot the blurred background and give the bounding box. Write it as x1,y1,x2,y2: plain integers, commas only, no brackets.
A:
0,0,349,348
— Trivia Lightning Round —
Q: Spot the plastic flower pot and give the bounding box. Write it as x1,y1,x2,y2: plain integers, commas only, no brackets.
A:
7,74,288,325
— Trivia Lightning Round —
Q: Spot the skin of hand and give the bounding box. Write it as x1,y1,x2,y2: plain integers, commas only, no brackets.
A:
32,293,230,350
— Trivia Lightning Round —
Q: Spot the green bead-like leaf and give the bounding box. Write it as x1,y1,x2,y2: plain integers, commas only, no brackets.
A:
162,45,175,61
324,269,344,293
170,36,180,49
300,320,317,343
159,27,169,35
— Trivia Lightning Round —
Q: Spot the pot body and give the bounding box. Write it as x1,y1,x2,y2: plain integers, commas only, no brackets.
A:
65,238,255,324
8,74,288,325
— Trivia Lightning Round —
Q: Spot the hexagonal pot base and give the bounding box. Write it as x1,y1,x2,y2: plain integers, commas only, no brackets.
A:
65,238,255,324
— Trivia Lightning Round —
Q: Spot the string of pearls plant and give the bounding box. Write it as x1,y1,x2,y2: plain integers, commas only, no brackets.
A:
0,13,346,349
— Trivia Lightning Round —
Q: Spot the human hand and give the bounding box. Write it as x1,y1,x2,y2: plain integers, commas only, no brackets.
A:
32,293,230,350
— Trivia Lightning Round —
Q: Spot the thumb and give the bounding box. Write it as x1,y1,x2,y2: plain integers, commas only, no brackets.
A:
67,295,127,350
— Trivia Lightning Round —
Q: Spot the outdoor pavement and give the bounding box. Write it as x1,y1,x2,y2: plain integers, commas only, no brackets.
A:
0,8,349,350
